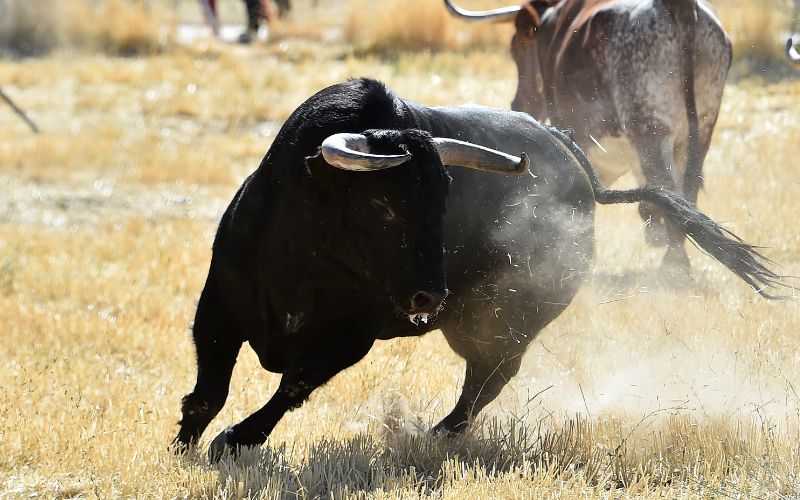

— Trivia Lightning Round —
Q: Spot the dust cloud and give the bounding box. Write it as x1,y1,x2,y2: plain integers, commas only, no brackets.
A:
479,147,799,431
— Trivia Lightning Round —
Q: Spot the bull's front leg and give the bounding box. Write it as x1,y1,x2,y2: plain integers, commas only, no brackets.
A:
208,336,375,461
174,280,243,451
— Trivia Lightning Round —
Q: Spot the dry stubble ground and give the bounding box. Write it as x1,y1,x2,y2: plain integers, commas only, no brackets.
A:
1,2,800,498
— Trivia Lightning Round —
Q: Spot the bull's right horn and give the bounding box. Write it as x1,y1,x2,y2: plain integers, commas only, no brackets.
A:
787,35,800,64
321,133,412,171
433,138,529,175
443,0,521,22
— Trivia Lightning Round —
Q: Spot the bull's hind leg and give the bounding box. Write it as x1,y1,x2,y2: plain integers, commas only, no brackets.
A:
432,352,524,435
207,336,374,461
174,280,243,451
432,282,573,435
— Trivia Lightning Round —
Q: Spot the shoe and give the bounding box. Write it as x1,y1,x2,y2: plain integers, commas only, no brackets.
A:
238,29,256,44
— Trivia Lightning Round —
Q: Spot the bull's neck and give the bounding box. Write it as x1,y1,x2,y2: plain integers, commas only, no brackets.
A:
402,100,469,139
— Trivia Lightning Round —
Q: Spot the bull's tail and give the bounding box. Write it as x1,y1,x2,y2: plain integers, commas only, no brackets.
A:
547,126,789,299
668,0,702,202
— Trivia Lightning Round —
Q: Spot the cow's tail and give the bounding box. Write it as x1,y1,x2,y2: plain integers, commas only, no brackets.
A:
669,0,702,202
547,126,789,299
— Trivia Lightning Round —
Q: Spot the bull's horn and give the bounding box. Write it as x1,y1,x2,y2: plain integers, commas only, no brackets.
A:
433,138,529,175
787,36,800,63
321,133,412,171
443,0,521,22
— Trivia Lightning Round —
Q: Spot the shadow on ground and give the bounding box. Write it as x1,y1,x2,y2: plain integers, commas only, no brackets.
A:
196,422,578,497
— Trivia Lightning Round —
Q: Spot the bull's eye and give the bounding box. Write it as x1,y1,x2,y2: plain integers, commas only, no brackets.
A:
371,198,396,222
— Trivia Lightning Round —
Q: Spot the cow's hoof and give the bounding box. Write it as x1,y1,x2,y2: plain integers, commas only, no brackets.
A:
208,427,235,462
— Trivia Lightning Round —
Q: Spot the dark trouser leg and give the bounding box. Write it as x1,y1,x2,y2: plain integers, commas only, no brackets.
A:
174,282,243,450
244,0,262,31
209,337,374,459
432,354,523,435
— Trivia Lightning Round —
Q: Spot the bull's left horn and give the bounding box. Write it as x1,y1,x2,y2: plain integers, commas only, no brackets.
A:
321,133,412,171
787,35,800,64
433,138,529,175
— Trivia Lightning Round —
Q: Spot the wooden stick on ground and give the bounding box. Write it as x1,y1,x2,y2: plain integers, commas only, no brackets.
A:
0,86,39,134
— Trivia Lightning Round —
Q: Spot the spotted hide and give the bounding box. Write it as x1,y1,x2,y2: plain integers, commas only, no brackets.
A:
446,0,732,272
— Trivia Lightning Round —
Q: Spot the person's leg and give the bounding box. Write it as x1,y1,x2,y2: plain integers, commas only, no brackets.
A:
199,0,219,35
239,0,262,43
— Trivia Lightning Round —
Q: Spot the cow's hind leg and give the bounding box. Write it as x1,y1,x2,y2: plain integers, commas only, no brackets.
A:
208,336,374,461
432,353,523,435
630,129,691,274
174,281,243,451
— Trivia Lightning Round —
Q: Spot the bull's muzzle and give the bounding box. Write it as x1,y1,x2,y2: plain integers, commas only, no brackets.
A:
408,290,446,325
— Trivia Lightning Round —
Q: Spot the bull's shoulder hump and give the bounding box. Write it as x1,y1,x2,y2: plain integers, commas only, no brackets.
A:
435,104,540,125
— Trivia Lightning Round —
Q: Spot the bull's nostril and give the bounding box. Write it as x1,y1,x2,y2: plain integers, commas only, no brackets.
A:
411,291,442,314
412,292,432,310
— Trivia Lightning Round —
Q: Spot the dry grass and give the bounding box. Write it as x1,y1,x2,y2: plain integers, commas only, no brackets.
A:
1,1,800,498
0,0,59,56
711,0,796,73
344,0,508,54
60,0,171,56
0,0,170,57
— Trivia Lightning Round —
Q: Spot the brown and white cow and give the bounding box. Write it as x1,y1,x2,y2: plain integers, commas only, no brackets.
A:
445,0,732,272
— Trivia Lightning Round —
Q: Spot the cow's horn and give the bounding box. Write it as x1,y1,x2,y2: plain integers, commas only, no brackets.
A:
321,133,412,171
443,0,521,23
433,138,529,175
787,36,800,63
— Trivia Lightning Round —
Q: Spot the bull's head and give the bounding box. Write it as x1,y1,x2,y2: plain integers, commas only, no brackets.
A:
308,129,528,324
443,0,553,118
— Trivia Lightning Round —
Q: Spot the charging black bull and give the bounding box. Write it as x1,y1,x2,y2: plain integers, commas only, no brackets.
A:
173,78,781,460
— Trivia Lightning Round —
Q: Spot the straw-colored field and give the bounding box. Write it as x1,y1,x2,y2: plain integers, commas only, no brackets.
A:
1,0,799,497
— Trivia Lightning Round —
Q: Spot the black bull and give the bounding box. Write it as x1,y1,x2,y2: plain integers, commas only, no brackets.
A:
173,78,783,459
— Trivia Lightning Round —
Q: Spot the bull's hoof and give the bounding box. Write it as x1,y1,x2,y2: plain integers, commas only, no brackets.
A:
171,437,192,456
208,427,236,462
430,419,466,437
